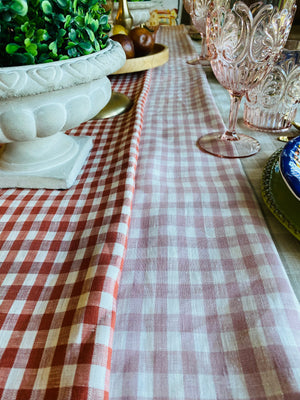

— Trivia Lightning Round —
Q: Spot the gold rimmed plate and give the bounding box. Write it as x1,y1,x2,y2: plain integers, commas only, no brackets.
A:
279,135,300,201
262,148,300,240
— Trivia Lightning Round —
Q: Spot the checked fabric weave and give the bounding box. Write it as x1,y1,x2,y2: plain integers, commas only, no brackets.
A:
109,26,300,399
0,69,152,399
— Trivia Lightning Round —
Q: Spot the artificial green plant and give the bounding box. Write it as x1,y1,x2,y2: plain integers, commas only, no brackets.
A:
0,0,111,67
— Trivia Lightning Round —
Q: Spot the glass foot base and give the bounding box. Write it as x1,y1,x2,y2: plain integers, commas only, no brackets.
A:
186,57,210,66
197,132,260,158
277,135,296,142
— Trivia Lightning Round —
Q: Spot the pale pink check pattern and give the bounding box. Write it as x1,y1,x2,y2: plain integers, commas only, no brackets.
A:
0,70,152,399
109,26,300,399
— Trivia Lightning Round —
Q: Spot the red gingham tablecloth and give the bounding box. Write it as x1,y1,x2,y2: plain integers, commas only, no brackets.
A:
0,68,152,398
109,26,300,399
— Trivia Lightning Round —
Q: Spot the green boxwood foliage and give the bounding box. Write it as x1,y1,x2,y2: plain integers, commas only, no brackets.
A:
0,0,111,66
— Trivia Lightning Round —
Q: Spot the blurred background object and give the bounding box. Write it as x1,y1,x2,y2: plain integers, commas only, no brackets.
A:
289,4,300,40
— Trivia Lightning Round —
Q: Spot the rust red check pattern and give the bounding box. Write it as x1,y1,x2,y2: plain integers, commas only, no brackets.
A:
0,69,152,399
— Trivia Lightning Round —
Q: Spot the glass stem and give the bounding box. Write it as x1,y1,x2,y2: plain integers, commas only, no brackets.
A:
200,34,207,58
221,94,242,141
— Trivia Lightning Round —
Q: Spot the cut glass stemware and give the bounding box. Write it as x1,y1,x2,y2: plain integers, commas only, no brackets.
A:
184,0,212,65
197,0,297,158
187,0,211,66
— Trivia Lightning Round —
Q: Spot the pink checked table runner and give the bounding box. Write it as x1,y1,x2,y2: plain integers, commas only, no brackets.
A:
109,26,300,399
0,70,152,398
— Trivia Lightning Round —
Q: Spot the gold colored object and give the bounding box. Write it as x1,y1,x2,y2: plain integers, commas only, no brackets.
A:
277,121,300,142
92,45,169,119
277,136,295,142
112,24,129,35
112,44,169,74
115,0,133,31
92,92,133,119
292,120,300,130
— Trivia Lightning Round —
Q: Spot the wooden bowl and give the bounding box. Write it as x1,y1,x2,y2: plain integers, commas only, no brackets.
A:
112,43,169,74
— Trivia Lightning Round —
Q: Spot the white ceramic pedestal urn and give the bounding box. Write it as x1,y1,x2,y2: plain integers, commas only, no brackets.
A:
0,40,125,189
113,1,153,26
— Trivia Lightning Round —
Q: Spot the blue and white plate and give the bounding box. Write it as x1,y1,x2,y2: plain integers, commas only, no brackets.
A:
279,136,300,201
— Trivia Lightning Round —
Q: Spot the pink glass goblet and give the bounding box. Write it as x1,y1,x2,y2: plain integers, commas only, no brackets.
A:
243,40,300,133
187,0,211,65
184,0,202,64
197,0,297,158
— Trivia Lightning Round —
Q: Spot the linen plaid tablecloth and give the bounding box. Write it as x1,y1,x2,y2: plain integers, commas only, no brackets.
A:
109,26,300,399
0,69,152,399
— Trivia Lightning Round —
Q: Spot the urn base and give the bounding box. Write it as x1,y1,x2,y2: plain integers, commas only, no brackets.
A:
0,40,126,189
0,134,93,189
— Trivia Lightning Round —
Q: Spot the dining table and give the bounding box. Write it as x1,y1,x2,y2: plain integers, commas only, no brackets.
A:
0,25,299,400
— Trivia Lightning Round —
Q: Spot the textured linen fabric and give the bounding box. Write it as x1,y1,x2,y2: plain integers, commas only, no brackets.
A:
190,35,300,301
0,70,152,399
109,26,300,399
